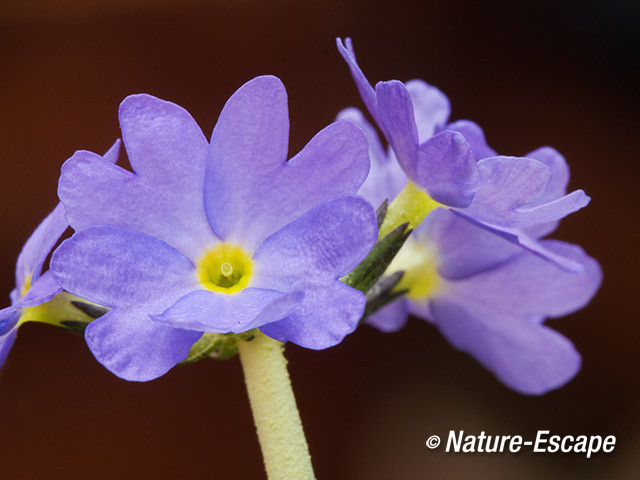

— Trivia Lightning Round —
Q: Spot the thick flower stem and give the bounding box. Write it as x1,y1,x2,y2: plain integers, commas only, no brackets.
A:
378,181,442,239
238,331,316,480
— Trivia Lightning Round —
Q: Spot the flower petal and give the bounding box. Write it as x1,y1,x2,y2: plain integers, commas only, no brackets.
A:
338,108,406,208
102,139,122,165
451,212,584,272
336,37,379,125
206,118,370,251
253,196,378,288
15,203,68,289
336,108,386,168
461,156,589,228
118,94,209,193
260,280,366,349
51,226,196,308
20,271,62,307
419,208,522,280
522,147,571,238
415,131,480,207
59,150,216,260
446,120,497,160
0,328,18,368
405,79,450,142
376,80,479,207
430,298,581,395
85,307,202,381
374,80,419,167
526,147,569,201
0,305,20,336
151,288,302,333
447,240,602,317
209,75,289,179
365,298,409,333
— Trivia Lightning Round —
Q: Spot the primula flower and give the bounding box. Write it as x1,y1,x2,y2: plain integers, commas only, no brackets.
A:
368,209,601,394
51,76,378,381
0,141,120,368
337,38,589,270
350,111,602,394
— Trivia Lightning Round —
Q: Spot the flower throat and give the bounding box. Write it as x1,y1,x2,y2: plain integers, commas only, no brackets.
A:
197,244,252,294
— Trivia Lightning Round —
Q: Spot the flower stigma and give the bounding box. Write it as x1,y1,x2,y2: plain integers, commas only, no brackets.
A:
197,244,253,294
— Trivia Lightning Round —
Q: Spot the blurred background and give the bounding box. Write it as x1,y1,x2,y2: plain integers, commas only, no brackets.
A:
1,0,638,478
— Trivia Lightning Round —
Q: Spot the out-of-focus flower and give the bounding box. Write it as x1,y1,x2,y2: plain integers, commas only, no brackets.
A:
0,141,120,368
52,76,377,381
337,38,589,270
351,110,602,394
367,208,601,394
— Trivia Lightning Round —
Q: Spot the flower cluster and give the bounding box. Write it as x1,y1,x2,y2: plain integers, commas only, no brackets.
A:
337,37,601,393
0,39,600,394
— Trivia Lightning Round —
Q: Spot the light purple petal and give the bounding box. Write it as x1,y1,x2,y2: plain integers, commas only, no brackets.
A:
376,80,479,206
207,113,370,251
85,307,202,381
336,108,387,168
15,203,68,289
405,79,451,143
430,299,581,395
336,37,379,125
338,108,407,207
102,139,122,165
451,212,584,272
0,305,20,336
0,328,18,368
51,226,196,309
151,288,302,333
208,76,289,196
526,147,570,201
253,196,378,289
374,80,419,167
447,240,602,318
20,271,62,307
365,298,409,333
522,146,571,238
59,150,216,260
119,94,209,194
418,208,522,279
446,120,497,160
260,280,366,349
415,131,479,206
461,156,589,228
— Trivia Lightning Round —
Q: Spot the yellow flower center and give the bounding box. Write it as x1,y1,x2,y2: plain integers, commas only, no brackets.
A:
387,238,441,301
196,244,253,294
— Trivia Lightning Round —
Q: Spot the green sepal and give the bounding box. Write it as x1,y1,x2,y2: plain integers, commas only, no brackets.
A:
19,292,97,335
180,332,240,364
361,271,408,321
342,222,412,294
71,301,110,319
376,199,388,229
58,320,90,335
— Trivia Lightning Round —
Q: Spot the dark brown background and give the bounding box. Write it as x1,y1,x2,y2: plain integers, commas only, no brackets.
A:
1,0,638,478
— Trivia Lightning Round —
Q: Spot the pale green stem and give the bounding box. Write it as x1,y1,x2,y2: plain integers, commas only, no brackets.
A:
378,181,442,239
238,331,316,480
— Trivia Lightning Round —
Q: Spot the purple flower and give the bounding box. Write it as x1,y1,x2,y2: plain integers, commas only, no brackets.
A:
51,76,378,381
0,142,120,369
368,209,601,394
352,112,602,394
337,38,590,270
